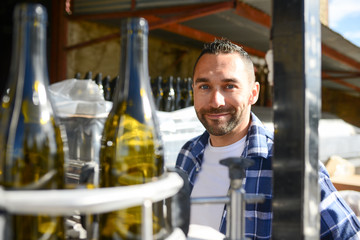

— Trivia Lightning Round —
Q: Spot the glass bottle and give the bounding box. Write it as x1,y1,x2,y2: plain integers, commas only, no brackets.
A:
180,77,188,108
74,72,82,79
187,77,194,107
94,72,104,97
161,76,175,112
0,3,66,240
85,71,93,80
110,75,119,101
99,17,168,240
102,75,112,101
174,76,182,110
181,77,193,108
152,76,164,110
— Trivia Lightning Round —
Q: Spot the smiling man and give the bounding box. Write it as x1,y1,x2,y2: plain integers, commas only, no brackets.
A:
175,38,360,239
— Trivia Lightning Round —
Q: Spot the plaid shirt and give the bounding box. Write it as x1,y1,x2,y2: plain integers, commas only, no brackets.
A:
175,112,360,239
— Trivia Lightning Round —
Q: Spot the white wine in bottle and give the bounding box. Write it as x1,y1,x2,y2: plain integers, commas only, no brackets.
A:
0,3,66,240
99,18,168,240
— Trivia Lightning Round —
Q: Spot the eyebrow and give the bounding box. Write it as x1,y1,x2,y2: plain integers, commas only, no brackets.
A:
194,78,209,84
194,78,238,84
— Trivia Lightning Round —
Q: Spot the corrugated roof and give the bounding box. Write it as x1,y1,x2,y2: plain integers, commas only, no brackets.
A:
70,0,360,96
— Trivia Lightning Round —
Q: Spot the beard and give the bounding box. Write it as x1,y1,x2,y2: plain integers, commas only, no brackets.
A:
196,106,244,136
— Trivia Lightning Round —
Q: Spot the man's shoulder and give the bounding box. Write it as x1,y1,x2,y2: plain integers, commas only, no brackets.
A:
175,131,208,169
250,112,274,139
181,131,209,151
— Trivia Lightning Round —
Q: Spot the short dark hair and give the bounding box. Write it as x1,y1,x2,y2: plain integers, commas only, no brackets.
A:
193,38,255,81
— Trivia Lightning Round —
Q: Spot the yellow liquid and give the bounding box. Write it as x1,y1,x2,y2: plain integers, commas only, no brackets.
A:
0,99,65,240
99,111,166,240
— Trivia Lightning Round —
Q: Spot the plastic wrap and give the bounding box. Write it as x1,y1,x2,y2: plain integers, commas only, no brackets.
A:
49,79,112,185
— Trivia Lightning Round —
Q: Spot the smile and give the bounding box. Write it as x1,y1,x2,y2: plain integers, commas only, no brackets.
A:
205,113,229,120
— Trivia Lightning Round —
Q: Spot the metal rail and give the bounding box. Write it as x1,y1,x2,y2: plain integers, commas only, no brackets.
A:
0,172,185,240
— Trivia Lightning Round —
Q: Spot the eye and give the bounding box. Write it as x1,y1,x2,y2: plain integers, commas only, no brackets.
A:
199,84,209,90
226,84,235,89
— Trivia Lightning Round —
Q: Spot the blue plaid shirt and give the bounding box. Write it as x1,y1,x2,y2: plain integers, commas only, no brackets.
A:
175,112,360,239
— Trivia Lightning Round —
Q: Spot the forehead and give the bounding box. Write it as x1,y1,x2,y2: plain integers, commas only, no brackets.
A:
194,53,248,77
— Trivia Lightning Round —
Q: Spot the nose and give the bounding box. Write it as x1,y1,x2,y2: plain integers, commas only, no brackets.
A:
209,89,225,108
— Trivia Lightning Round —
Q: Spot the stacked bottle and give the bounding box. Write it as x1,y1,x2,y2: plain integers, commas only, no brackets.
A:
73,71,193,111
151,76,193,111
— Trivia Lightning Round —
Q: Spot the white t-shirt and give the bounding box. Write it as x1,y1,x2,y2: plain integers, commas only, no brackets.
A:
190,136,246,230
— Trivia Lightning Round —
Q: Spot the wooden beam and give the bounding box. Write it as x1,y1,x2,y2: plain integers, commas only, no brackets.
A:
65,32,120,51
234,1,360,71
322,71,360,79
149,1,234,30
235,1,271,28
68,2,234,21
66,0,360,70
65,2,265,58
147,15,265,57
322,44,360,70
50,0,68,83
322,72,360,92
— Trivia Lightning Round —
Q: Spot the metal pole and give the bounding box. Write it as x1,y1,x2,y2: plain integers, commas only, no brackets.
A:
142,199,153,240
272,0,321,239
229,187,246,240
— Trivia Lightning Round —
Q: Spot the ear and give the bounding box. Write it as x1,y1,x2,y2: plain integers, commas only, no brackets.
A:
249,81,260,105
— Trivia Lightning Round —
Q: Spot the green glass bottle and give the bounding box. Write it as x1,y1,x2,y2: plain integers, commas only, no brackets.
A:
99,18,168,239
0,3,66,240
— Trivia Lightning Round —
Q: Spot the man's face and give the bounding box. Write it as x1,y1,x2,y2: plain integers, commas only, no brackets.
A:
193,53,258,137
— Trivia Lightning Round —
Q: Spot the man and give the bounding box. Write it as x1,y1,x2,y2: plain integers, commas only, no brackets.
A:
175,38,360,239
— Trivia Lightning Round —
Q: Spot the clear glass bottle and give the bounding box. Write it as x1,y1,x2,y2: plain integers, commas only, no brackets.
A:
99,17,168,240
0,3,66,240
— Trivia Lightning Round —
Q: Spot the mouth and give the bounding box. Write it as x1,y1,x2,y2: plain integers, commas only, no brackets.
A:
205,112,229,120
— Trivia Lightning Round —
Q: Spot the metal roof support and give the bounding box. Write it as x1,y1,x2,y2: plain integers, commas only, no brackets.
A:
234,1,360,92
322,72,360,92
235,1,271,28
272,0,321,239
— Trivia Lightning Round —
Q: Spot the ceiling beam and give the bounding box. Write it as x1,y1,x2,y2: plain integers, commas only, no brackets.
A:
234,1,360,71
322,72,360,92
149,1,234,30
235,1,271,28
65,1,265,57
68,2,233,21
67,0,360,78
321,44,360,70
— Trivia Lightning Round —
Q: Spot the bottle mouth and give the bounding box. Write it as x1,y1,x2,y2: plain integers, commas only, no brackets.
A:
121,17,149,35
14,3,48,23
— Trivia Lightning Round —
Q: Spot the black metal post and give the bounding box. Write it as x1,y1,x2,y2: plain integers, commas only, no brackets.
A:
271,0,321,239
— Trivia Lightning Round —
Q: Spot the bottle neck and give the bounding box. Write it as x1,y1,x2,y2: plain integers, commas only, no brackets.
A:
115,18,153,123
10,4,48,92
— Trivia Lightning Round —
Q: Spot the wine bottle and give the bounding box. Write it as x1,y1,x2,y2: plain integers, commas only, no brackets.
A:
180,77,188,109
94,73,103,84
181,77,194,108
102,75,112,101
152,76,164,110
186,77,194,107
0,3,66,240
110,75,119,101
74,72,82,79
174,77,182,110
161,76,175,112
94,72,104,97
99,18,168,239
85,71,93,80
